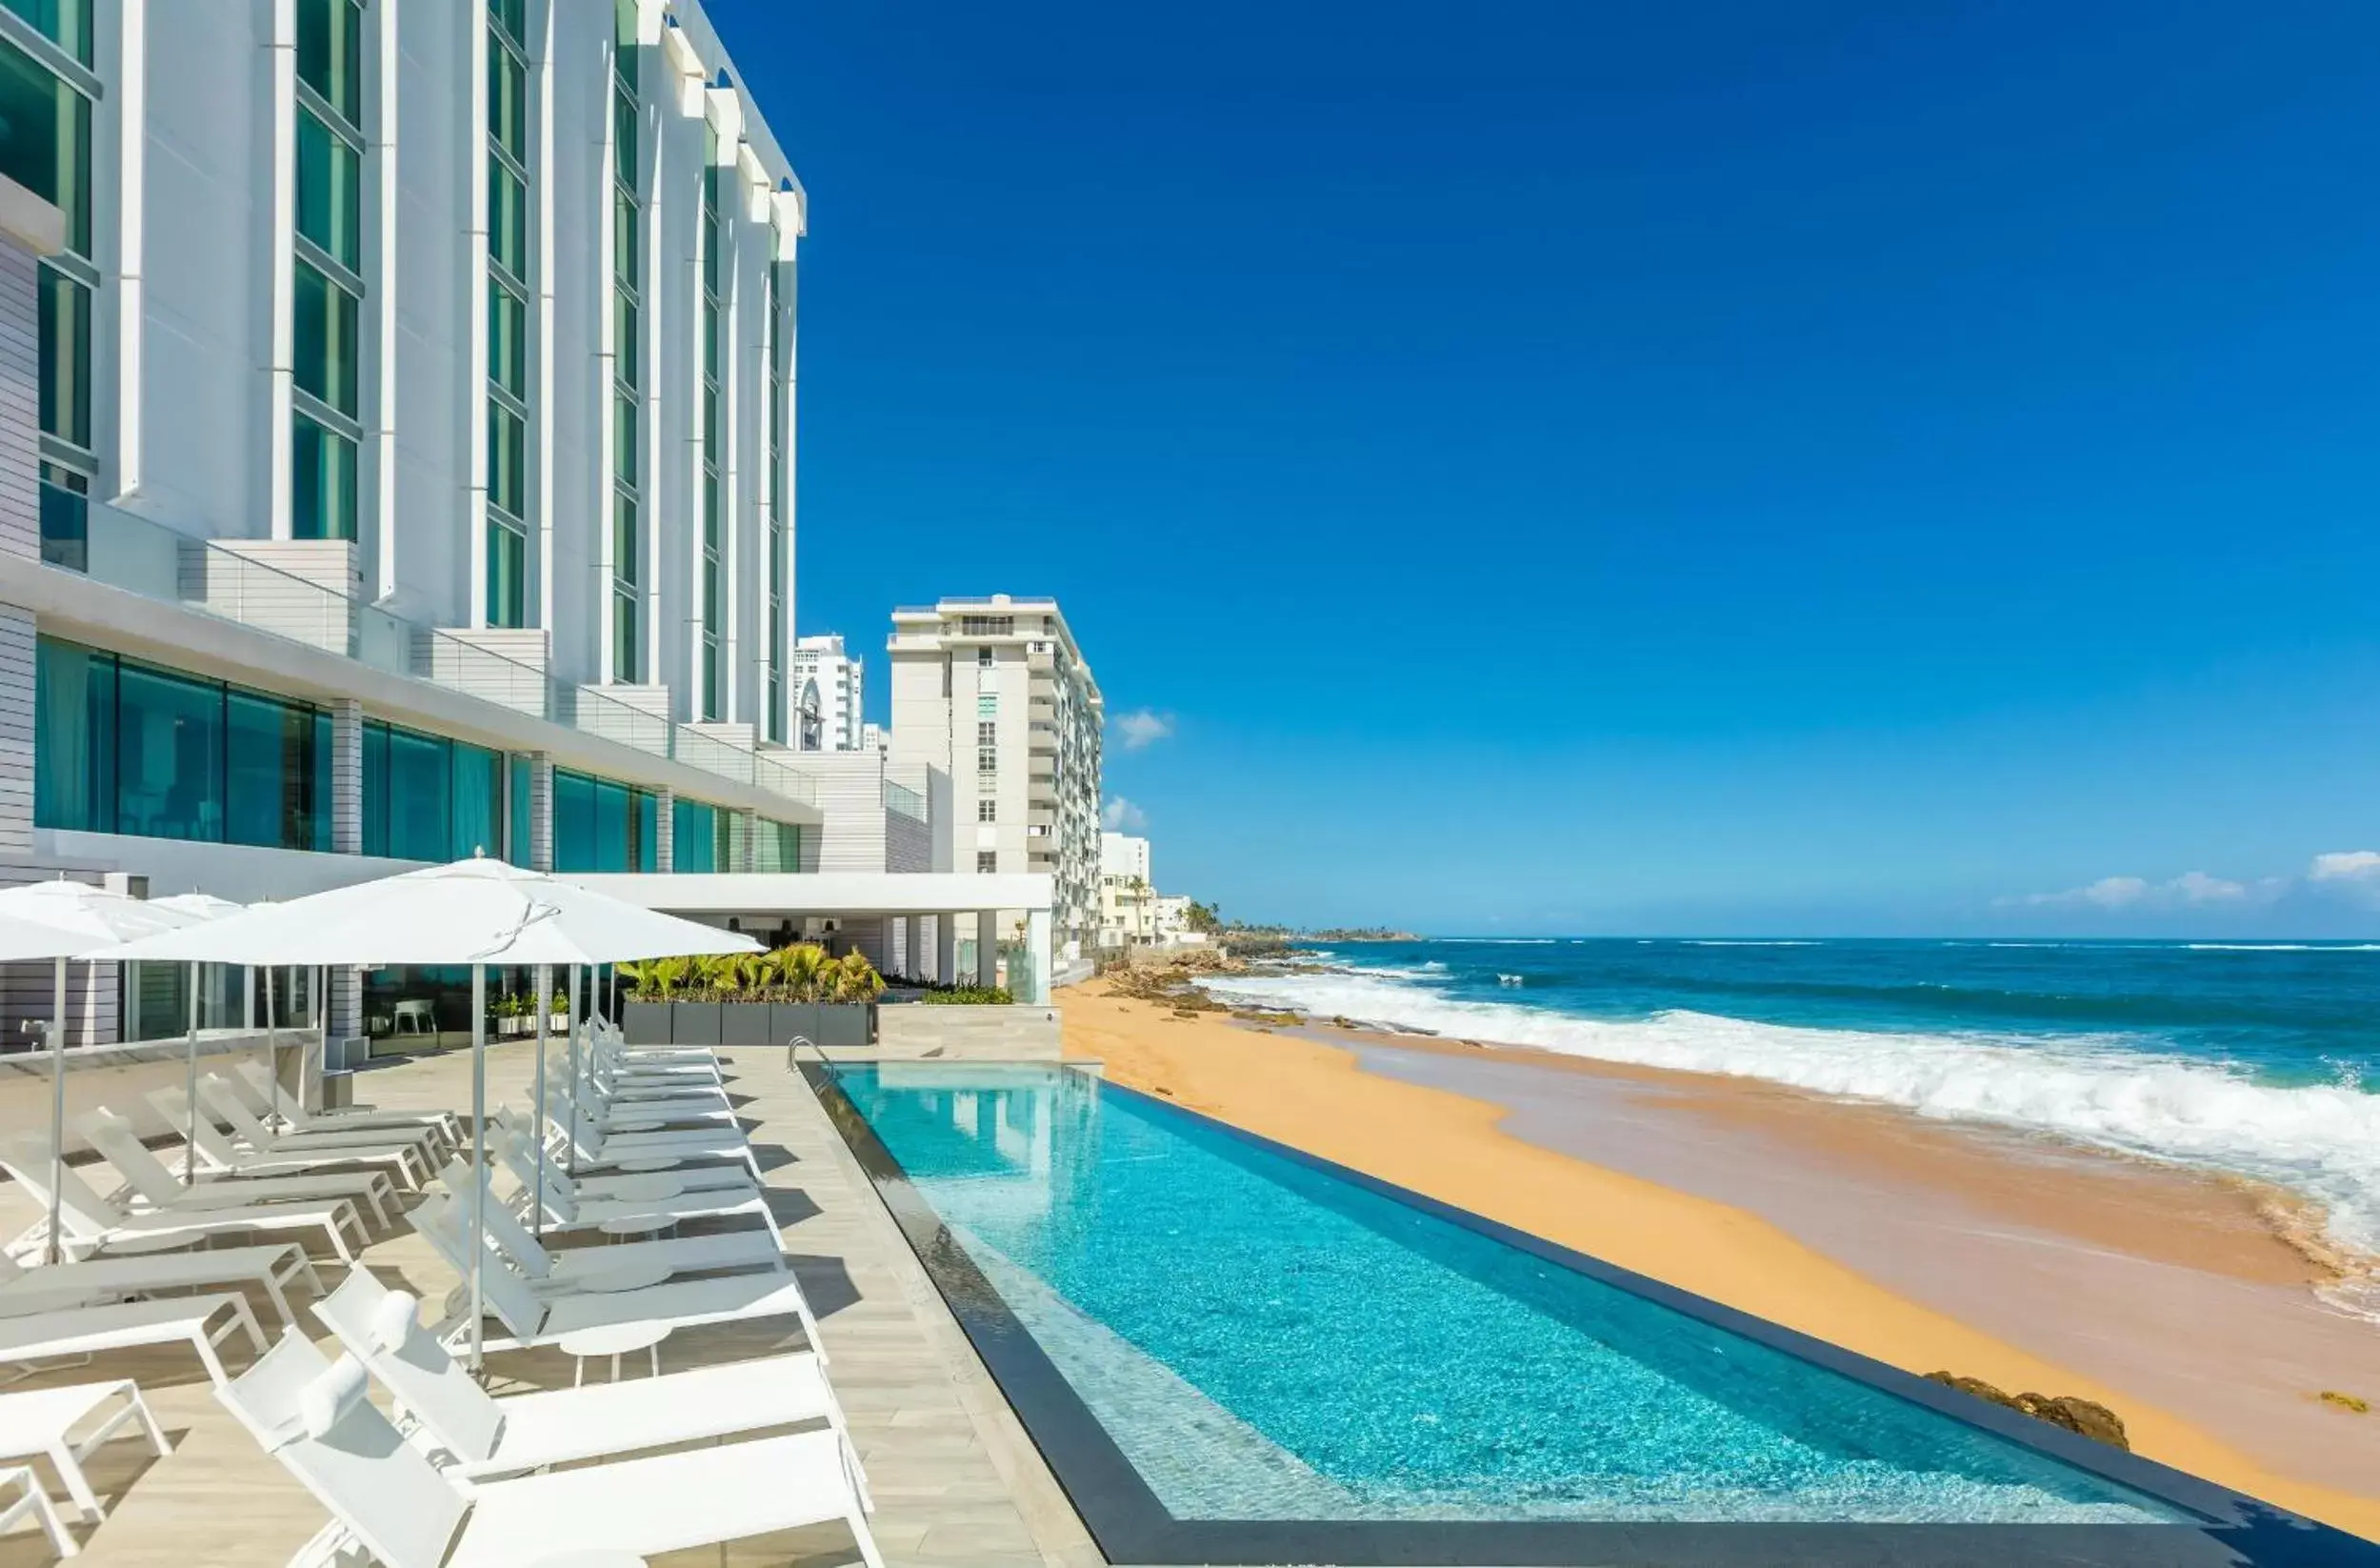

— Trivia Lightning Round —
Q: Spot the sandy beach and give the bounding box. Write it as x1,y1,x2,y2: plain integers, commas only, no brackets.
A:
1058,977,2380,1539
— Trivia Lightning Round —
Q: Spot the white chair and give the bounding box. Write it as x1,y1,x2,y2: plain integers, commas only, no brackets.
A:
0,1295,265,1387
150,1087,422,1195
311,1267,862,1489
433,1163,785,1289
0,1136,368,1266
217,1334,884,1568
80,1108,395,1231
557,1075,736,1130
0,1380,169,1525
391,999,437,1037
489,1113,755,1203
475,1136,781,1246
0,1464,76,1558
198,1075,434,1185
228,1060,460,1151
408,1195,827,1361
0,1238,318,1335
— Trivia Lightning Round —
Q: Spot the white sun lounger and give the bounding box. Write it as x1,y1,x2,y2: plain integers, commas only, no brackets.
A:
229,1059,460,1148
434,1164,784,1288
0,1295,265,1387
0,1136,368,1266
0,1240,318,1334
0,1380,170,1525
150,1087,423,1195
217,1334,883,1568
198,1076,433,1185
310,1267,860,1489
80,1109,395,1231
487,1117,756,1208
0,1463,75,1558
409,1195,826,1359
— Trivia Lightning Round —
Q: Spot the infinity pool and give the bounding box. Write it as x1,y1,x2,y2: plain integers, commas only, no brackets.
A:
825,1063,2248,1549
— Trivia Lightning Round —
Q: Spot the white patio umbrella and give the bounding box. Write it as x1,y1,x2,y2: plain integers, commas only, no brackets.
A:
148,894,248,1183
98,855,758,1365
0,880,204,1262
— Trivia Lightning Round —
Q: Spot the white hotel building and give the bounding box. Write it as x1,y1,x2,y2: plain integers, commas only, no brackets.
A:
0,0,1055,1043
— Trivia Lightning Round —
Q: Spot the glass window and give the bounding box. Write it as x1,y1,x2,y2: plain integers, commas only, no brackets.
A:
633,788,656,872
451,740,499,860
551,768,594,872
293,260,360,416
490,278,526,400
486,517,526,629
490,0,524,48
702,640,720,723
310,710,333,851
3,0,90,67
612,84,637,187
672,798,717,874
386,725,450,861
292,413,358,541
37,462,85,571
978,799,996,823
487,401,525,518
360,718,387,854
488,157,526,281
116,661,225,842
36,266,88,449
296,0,363,129
487,30,526,164
613,187,639,286
701,467,719,545
978,852,997,874
592,779,629,873
612,0,638,70
0,36,90,256
612,390,637,486
611,586,638,681
611,492,637,585
33,635,111,832
612,292,638,386
225,690,297,849
295,110,361,271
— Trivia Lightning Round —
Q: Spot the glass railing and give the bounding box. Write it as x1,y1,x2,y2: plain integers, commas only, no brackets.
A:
71,503,814,811
882,778,927,822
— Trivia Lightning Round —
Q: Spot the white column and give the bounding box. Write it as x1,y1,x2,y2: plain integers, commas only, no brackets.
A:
933,914,954,986
975,912,998,990
529,754,553,870
653,786,674,872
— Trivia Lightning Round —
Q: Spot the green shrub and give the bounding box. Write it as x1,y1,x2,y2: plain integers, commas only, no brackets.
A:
920,986,1013,1006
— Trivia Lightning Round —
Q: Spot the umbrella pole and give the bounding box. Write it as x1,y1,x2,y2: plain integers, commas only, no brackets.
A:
44,956,65,1265
182,962,201,1185
564,963,580,1177
470,963,486,1373
263,966,278,1131
531,962,549,1237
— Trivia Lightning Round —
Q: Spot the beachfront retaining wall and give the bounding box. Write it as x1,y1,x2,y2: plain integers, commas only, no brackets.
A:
872,1003,1062,1061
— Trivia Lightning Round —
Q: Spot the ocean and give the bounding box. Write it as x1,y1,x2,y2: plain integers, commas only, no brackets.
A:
1201,937,2380,1304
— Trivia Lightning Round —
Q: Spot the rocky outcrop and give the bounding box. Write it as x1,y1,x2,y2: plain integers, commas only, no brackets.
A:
1924,1373,2130,1451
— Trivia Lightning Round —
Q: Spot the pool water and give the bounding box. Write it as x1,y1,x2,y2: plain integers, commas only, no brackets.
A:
832,1063,2193,1525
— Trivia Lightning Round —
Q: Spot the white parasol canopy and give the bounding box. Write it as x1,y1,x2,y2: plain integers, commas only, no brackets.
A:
92,856,756,1365
0,880,207,1262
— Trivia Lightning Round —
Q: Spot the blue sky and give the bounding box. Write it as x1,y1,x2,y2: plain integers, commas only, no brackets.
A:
713,1,2380,935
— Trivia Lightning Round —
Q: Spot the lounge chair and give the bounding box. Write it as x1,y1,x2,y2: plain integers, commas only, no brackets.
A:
150,1087,424,1194
79,1109,395,1231
488,1120,759,1212
310,1267,860,1488
198,1075,434,1184
473,1136,780,1245
407,1194,826,1360
448,1164,782,1282
0,1464,75,1558
0,1136,368,1265
0,1239,318,1334
0,1295,266,1387
537,1095,760,1178
0,1380,170,1525
218,1333,883,1568
229,1059,461,1148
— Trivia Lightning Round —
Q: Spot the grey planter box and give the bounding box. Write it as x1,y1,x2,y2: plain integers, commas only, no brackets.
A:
669,1002,723,1047
818,1003,874,1049
621,1001,670,1046
719,1002,776,1047
771,1003,821,1049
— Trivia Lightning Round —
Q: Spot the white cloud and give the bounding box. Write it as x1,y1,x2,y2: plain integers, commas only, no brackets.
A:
1102,796,1147,832
2005,871,2253,910
2310,851,2380,883
1111,709,1174,751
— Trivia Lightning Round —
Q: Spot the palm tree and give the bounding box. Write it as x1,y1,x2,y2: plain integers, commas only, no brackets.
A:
618,955,690,1000
830,950,884,1004
772,943,829,1003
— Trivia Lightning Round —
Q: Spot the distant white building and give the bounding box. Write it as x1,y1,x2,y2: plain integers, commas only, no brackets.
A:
860,722,887,754
1100,833,1150,881
1097,833,1154,949
791,634,867,753
1153,895,1199,945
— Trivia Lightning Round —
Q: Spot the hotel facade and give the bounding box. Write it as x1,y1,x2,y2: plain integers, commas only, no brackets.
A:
0,0,1054,1041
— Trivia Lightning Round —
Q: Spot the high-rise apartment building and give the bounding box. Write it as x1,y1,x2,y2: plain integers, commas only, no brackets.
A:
790,633,865,753
889,596,1103,957
0,0,825,1040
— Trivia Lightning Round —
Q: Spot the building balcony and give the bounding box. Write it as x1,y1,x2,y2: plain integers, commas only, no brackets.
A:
1028,721,1058,753
39,500,817,812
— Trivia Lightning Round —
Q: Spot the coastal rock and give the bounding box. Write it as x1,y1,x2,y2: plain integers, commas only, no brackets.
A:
1922,1373,2130,1452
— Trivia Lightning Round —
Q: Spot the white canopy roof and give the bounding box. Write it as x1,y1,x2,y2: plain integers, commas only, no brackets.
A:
96,857,760,968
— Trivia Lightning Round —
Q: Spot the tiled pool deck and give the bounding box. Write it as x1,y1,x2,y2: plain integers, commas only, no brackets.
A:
0,1043,1103,1568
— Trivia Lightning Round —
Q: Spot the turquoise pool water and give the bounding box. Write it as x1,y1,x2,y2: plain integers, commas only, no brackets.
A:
832,1063,2194,1525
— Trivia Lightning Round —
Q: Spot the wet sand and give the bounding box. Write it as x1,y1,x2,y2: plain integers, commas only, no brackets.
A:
1058,979,2380,1538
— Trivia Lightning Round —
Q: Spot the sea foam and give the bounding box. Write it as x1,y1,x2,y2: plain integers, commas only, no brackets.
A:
1203,966,2380,1289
